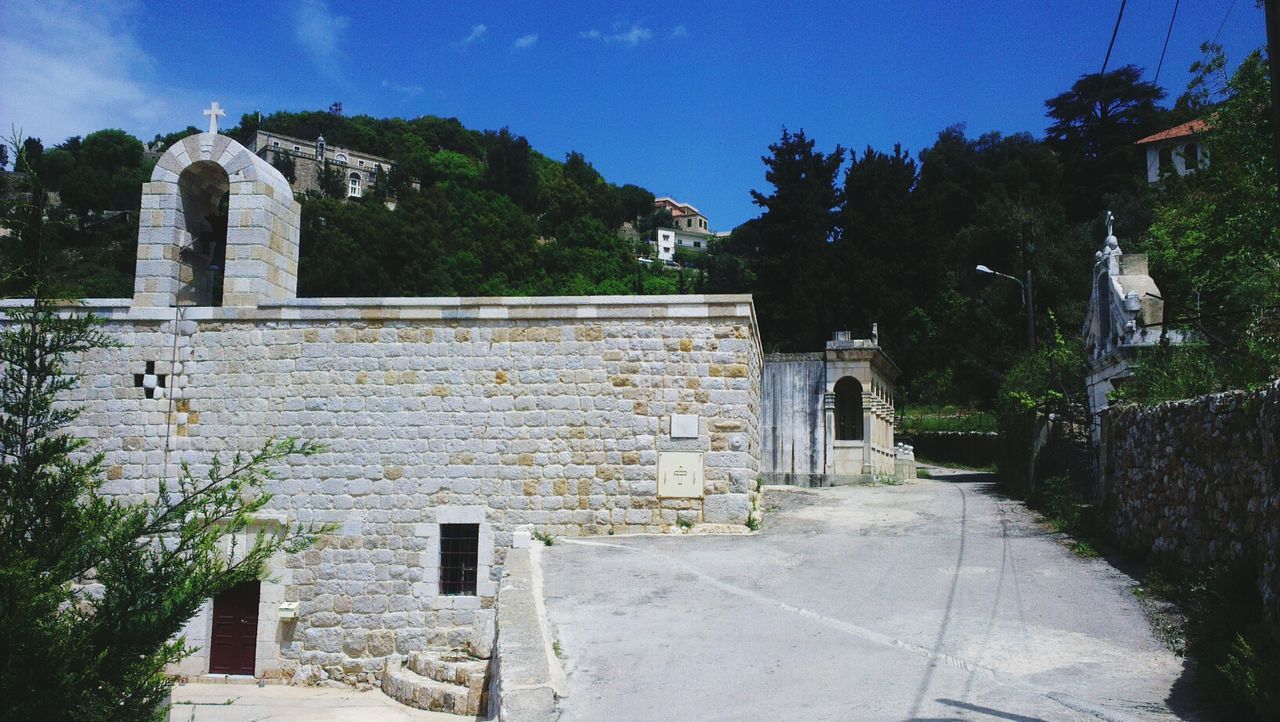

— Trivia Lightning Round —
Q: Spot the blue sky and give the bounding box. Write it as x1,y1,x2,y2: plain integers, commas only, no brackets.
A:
0,1,1267,228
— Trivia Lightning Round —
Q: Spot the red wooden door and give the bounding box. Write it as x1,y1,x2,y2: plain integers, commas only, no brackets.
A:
209,581,260,675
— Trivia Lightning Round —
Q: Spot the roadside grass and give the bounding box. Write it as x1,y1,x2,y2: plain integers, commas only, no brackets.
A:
917,456,997,473
898,404,997,434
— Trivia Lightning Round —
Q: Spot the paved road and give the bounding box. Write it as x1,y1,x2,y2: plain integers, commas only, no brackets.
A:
167,682,466,722
542,470,1198,722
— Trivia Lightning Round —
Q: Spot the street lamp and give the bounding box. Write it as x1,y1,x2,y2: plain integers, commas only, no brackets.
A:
976,264,1035,350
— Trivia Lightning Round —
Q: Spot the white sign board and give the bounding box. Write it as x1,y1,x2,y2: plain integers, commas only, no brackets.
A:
671,414,699,439
657,451,704,498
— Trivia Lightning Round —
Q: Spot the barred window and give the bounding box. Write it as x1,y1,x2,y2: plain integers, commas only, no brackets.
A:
439,524,479,595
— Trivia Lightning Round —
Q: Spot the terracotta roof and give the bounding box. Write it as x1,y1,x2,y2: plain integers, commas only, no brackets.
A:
1135,118,1209,145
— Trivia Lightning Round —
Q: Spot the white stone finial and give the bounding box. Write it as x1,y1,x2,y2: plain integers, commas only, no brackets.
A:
203,101,226,134
1102,210,1122,257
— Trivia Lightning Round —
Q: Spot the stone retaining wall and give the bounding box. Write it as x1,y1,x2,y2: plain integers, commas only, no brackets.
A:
1104,382,1280,625
0,294,762,682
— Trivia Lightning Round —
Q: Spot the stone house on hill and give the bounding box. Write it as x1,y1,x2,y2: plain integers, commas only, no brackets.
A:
251,129,393,199
2,127,763,695
651,197,725,261
1135,118,1209,184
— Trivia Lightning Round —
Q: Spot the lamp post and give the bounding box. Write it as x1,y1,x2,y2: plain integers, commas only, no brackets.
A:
977,264,1036,350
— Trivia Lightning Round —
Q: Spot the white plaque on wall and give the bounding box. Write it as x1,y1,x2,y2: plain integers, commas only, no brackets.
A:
657,451,704,498
670,414,699,439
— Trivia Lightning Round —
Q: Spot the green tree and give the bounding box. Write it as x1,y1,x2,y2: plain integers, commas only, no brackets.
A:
1044,65,1167,220
270,151,296,183
745,128,844,350
1130,49,1280,395
617,184,655,224
483,128,537,210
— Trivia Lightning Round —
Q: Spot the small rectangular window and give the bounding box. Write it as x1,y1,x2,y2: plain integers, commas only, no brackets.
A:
439,524,479,595
272,140,280,147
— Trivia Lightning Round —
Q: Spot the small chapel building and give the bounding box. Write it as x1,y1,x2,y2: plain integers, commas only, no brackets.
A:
3,115,764,690
760,329,908,486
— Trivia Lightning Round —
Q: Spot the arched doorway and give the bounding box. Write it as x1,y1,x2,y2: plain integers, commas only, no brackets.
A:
833,376,863,441
177,160,230,306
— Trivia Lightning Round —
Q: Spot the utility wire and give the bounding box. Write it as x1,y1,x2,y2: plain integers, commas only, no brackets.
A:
1212,0,1238,46
1100,0,1129,76
1153,0,1181,85
1093,0,1129,124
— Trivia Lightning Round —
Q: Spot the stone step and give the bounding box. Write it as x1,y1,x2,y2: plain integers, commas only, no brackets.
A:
407,648,488,688
426,626,472,649
381,659,478,716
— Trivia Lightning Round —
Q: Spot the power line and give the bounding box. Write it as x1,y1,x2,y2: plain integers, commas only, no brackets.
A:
1100,0,1129,76
1212,0,1237,46
1153,0,1181,85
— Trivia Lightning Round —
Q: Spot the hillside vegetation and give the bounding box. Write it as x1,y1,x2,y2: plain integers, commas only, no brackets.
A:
2,46,1275,411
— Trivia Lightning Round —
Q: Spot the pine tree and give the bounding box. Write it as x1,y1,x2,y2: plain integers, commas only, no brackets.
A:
745,128,844,350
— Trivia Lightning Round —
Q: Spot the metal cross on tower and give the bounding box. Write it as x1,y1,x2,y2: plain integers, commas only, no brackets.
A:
203,101,226,134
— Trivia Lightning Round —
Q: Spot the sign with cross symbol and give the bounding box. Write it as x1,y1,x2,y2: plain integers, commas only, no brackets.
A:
203,101,226,134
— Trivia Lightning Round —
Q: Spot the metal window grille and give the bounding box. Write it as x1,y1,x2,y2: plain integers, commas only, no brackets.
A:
439,524,479,596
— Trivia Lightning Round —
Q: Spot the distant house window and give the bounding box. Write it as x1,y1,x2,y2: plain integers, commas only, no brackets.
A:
292,144,300,152
271,140,280,147
694,241,701,248
335,153,348,165
1158,146,1174,174
348,172,362,198
1184,143,1199,170
358,159,365,167
439,524,479,596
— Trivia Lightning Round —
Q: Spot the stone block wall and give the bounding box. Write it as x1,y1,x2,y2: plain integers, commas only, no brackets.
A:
1104,382,1280,626
1,294,761,681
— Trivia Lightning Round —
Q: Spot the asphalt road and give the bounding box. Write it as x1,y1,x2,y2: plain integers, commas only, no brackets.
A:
541,469,1198,722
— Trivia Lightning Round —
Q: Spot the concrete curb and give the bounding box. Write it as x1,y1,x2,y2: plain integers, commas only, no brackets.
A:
492,547,564,721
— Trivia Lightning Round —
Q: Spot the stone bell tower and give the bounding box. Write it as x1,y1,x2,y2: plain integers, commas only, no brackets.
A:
132,102,300,308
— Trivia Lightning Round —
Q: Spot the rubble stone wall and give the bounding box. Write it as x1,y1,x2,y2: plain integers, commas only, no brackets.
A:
1105,383,1280,625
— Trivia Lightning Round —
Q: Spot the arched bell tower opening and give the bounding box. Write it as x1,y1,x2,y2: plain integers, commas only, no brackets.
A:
833,376,864,441
132,125,300,309
177,161,230,306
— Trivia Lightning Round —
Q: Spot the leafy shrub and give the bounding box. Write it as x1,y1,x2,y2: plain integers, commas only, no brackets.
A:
1184,553,1280,720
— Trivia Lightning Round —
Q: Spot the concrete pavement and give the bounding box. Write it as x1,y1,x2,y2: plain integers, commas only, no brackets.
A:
167,682,473,721
541,469,1199,721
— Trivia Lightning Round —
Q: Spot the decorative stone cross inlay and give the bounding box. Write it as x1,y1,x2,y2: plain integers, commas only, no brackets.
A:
203,101,226,134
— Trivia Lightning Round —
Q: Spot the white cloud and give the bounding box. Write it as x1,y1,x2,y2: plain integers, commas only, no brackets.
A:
381,80,424,99
293,0,349,78
580,22,652,47
513,33,539,50
0,0,178,146
455,24,487,50
671,25,688,38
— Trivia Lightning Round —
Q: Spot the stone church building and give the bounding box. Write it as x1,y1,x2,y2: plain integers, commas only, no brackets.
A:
3,126,764,694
